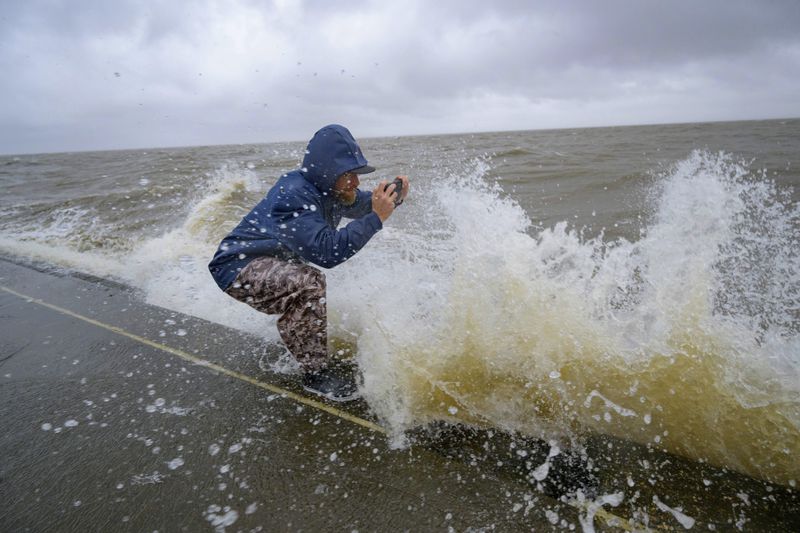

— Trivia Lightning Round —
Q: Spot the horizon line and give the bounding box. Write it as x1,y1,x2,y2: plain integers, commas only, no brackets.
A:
2,115,797,158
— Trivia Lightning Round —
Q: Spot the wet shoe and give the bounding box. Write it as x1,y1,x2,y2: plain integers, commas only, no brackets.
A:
302,365,360,402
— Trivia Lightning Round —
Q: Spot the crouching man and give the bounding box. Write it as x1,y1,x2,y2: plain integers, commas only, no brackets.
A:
208,124,409,401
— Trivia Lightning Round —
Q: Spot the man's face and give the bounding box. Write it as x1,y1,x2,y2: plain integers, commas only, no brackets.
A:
333,172,359,202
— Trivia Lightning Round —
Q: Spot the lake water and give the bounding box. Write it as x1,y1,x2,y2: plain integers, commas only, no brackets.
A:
2,119,798,494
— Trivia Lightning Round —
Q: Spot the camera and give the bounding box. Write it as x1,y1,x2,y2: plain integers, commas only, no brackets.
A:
384,178,403,206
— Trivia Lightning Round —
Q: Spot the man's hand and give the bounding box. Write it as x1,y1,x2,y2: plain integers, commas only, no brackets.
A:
372,180,397,222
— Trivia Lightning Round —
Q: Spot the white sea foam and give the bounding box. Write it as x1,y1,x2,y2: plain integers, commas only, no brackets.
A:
1,149,797,484
337,151,799,483
575,490,625,533
653,495,696,529
121,165,279,339
584,390,637,417
531,440,561,481
204,505,239,532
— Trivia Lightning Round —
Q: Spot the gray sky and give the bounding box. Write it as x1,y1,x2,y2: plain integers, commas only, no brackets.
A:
1,0,799,154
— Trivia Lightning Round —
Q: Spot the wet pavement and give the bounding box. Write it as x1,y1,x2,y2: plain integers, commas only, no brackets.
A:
0,258,582,532
1,257,798,532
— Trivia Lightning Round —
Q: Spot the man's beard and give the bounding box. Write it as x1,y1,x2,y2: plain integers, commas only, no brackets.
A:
334,189,357,205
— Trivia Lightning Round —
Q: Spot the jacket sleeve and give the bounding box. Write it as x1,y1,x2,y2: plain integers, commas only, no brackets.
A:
339,189,373,219
274,195,382,269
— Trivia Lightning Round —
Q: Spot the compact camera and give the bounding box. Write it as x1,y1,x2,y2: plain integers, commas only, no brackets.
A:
384,178,403,207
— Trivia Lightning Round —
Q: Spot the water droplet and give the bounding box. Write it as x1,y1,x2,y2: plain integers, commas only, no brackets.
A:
167,457,184,470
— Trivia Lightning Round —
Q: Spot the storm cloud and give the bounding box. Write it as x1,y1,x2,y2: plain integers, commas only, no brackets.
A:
1,0,798,154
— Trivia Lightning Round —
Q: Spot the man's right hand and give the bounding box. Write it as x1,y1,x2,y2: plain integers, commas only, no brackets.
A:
371,180,397,222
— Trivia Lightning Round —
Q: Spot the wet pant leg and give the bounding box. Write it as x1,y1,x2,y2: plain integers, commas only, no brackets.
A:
225,256,327,370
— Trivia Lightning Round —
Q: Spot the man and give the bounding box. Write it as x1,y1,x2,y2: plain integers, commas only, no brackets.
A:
208,124,409,401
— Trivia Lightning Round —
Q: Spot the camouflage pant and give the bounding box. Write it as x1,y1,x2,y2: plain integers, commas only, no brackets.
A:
226,256,327,370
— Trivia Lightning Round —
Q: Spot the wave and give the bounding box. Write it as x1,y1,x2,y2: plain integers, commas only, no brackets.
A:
337,151,799,486
1,149,797,486
0,163,280,339
493,147,535,158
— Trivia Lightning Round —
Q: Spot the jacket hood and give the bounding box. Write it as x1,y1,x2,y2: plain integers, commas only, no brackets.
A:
300,124,371,192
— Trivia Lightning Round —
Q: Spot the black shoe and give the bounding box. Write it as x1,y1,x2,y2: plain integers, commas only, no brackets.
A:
302,365,360,402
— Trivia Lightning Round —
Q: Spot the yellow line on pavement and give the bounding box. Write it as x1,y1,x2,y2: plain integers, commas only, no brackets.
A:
1,283,642,531
0,284,386,434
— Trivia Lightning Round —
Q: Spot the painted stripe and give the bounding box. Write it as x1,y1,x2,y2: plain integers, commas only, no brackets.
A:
1,283,640,531
0,284,386,434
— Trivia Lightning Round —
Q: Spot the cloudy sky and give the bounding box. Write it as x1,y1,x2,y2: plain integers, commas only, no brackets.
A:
1,0,798,154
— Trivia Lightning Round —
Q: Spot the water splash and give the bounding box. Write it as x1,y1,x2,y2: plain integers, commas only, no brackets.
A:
346,150,798,485
123,163,278,337
1,146,797,485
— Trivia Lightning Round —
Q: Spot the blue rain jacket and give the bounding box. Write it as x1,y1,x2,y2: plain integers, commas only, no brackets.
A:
208,125,383,290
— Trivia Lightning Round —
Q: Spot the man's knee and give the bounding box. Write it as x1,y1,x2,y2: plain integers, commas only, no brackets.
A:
298,265,326,294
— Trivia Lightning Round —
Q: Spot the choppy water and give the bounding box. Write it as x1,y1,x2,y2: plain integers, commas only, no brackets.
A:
2,119,799,489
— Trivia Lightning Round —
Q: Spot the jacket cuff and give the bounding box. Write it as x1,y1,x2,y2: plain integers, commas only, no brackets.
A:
365,211,383,232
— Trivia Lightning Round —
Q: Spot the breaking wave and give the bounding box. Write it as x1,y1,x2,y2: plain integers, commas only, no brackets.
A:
1,149,797,485
335,151,799,486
